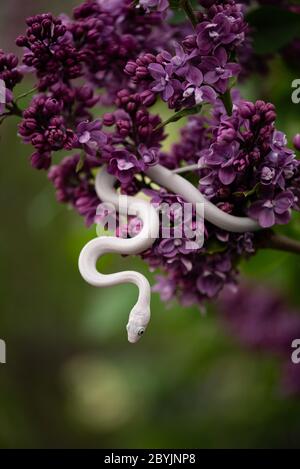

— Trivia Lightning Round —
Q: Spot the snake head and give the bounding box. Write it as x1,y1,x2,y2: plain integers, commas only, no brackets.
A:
126,306,150,343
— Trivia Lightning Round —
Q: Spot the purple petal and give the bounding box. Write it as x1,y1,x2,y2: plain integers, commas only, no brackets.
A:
117,159,135,170
274,191,294,213
79,131,90,144
162,83,174,101
258,208,275,228
248,200,264,219
204,70,218,84
148,63,165,80
196,273,223,298
275,210,291,225
151,82,166,93
199,85,217,104
214,47,227,65
218,166,236,185
186,66,203,87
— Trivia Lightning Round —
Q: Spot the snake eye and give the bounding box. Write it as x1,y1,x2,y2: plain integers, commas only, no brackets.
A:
137,327,145,336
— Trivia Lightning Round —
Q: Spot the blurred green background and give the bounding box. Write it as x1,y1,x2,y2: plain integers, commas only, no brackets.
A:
1,0,300,449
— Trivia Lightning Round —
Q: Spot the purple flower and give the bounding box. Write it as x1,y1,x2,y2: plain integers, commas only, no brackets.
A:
157,238,196,258
196,13,237,54
293,133,300,151
169,43,202,88
196,255,232,298
148,62,180,101
271,130,287,151
128,216,143,237
235,233,255,256
48,153,100,226
262,149,297,189
31,151,52,170
248,191,295,228
152,275,176,302
260,166,276,185
199,142,240,185
183,84,217,105
16,14,82,90
76,120,107,156
107,149,140,184
171,43,197,69
139,0,169,12
138,144,159,167
0,49,23,91
202,48,241,93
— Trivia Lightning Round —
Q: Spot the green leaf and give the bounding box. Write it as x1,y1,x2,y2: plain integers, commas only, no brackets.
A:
155,104,202,130
76,153,85,173
246,6,300,54
205,239,227,255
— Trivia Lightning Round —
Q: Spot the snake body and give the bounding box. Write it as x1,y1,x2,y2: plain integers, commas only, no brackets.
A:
79,165,260,343
78,169,160,343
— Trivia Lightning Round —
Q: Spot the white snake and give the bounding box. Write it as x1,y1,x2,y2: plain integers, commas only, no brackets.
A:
79,165,260,343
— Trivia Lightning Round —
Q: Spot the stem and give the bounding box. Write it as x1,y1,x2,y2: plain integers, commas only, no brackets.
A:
0,101,23,126
181,0,198,28
8,102,23,117
220,89,233,116
155,104,202,131
255,230,300,256
15,86,38,104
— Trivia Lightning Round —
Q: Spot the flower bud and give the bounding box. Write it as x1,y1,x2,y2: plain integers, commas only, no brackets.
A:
293,133,300,151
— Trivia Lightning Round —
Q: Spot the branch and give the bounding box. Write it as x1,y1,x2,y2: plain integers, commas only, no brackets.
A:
255,230,300,256
267,233,300,255
0,102,23,126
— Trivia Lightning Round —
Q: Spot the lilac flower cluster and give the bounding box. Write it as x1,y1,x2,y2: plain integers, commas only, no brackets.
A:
48,154,100,226
175,98,300,229
69,0,176,103
140,184,255,305
0,50,23,91
219,283,300,396
151,243,238,305
15,2,175,98
18,85,98,169
101,91,165,190
138,0,169,13
150,94,300,305
2,0,300,307
125,0,246,109
199,101,299,228
45,91,165,223
16,14,82,91
15,1,175,169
